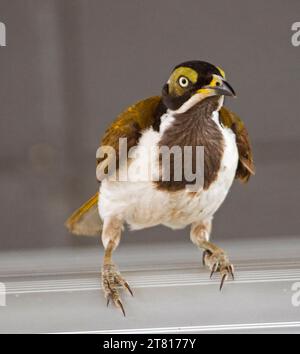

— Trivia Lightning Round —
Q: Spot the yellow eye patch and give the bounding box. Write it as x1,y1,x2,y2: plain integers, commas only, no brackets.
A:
168,67,198,95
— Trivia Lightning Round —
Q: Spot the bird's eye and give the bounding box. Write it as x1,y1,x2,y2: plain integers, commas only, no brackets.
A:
216,81,221,87
178,76,189,88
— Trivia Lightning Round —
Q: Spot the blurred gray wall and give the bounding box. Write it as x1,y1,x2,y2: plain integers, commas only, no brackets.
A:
0,0,299,250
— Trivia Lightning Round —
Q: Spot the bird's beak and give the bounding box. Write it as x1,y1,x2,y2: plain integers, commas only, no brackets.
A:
197,75,236,98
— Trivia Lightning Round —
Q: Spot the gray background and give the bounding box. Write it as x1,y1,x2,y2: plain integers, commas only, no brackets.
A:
0,0,299,250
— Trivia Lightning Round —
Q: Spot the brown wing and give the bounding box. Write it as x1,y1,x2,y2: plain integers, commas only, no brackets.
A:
65,96,162,237
220,107,255,183
96,96,162,181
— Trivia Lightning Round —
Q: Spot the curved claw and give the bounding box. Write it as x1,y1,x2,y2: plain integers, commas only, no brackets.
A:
220,273,228,291
102,264,132,316
114,273,134,297
229,265,235,280
202,251,206,266
124,282,134,297
202,250,212,266
210,263,218,279
117,300,126,317
202,249,235,290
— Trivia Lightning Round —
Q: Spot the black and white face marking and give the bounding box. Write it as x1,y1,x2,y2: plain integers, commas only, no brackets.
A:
162,61,235,113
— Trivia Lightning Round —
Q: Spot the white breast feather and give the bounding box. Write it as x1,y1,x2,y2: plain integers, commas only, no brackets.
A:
99,110,238,230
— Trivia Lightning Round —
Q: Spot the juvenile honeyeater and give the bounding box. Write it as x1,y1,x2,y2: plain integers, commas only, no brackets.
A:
66,61,255,316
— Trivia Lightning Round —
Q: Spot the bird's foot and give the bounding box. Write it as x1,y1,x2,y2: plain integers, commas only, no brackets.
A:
101,263,133,316
202,249,234,290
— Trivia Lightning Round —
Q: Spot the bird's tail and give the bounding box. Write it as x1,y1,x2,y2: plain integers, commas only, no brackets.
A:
65,192,102,236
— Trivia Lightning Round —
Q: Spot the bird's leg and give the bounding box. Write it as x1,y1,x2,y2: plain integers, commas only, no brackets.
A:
101,217,133,316
190,221,234,290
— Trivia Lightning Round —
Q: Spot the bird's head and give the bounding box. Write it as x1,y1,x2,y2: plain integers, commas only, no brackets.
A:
162,60,236,113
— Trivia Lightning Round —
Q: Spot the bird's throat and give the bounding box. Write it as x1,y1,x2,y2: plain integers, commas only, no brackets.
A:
157,96,225,191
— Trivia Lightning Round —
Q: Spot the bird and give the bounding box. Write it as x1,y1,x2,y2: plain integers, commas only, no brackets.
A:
65,60,255,316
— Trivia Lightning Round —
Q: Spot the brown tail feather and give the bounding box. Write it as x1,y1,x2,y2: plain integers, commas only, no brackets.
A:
65,193,102,236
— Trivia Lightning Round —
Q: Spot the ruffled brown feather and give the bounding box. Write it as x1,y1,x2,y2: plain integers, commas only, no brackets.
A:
220,107,255,183
96,96,161,181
